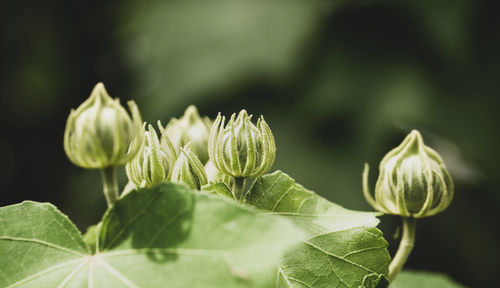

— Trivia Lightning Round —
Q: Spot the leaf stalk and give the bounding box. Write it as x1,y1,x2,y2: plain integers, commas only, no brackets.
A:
232,177,246,201
388,217,417,282
101,166,119,207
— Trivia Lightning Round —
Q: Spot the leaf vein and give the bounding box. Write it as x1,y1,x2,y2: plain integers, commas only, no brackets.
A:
272,185,294,212
57,260,87,288
0,236,87,256
45,206,89,253
277,266,294,288
5,258,84,288
255,173,287,205
342,246,386,258
295,195,313,213
303,240,376,274
97,258,139,288
88,259,94,288
324,253,349,288
287,276,313,288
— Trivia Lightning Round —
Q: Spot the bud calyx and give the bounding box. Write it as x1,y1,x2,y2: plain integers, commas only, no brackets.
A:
363,130,453,218
171,144,208,190
126,123,177,188
208,110,276,178
164,105,212,164
64,83,144,169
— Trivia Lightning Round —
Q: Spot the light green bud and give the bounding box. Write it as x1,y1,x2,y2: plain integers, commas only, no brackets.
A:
171,144,208,190
125,123,177,188
205,159,235,188
64,83,144,169
164,105,212,164
363,130,454,218
208,110,276,178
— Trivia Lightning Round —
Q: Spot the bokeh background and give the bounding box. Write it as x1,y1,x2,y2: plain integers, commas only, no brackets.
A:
1,0,499,286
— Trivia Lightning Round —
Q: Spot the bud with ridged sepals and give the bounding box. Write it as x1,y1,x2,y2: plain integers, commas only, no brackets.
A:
64,83,144,169
205,159,235,188
363,130,454,218
208,110,276,179
125,123,177,188
163,105,212,164
171,144,208,190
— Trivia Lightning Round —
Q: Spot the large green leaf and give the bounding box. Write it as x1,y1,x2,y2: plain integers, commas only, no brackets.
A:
0,183,304,287
244,170,392,287
0,201,89,288
390,270,465,288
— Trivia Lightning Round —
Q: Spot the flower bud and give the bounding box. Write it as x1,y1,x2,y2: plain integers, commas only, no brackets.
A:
164,105,212,164
363,130,454,218
171,144,208,190
64,83,144,169
125,123,177,188
208,110,276,178
205,159,235,187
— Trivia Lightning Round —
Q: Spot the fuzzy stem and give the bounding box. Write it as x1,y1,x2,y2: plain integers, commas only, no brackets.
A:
232,177,246,201
101,166,119,207
389,217,417,282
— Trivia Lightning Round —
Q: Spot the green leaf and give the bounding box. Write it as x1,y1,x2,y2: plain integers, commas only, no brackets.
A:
0,183,304,287
390,270,465,288
83,225,98,254
245,170,392,288
202,182,234,198
0,201,90,288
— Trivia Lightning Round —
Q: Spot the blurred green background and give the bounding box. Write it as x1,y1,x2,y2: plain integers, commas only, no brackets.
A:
1,0,499,286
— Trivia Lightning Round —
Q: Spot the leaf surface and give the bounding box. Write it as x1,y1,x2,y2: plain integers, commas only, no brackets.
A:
390,270,465,288
243,170,392,288
0,183,304,287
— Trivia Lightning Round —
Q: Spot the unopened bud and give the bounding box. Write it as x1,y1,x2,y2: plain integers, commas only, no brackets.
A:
125,124,177,188
164,105,212,164
171,144,208,190
208,110,276,178
363,130,454,218
64,83,144,168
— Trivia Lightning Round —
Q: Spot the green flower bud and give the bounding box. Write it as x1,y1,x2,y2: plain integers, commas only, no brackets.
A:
205,159,235,187
164,105,212,164
125,123,177,188
363,130,454,218
64,83,144,169
208,110,276,178
171,144,208,190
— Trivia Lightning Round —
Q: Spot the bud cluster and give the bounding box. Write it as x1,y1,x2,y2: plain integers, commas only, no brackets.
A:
64,84,453,219
62,83,455,285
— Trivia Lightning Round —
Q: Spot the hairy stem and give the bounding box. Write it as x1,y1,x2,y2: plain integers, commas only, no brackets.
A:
389,217,417,282
101,166,119,207
232,177,246,201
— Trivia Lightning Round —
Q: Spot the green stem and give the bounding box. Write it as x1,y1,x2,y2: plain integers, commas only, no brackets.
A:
232,177,246,201
101,166,119,207
388,217,417,282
